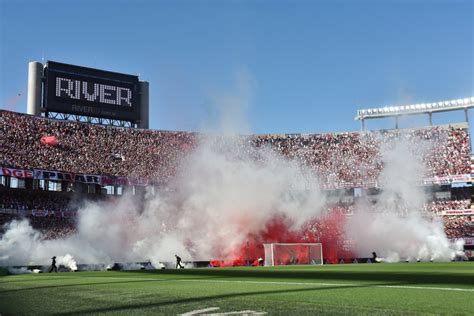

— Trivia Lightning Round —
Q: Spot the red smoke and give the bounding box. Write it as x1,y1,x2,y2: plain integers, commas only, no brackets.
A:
304,210,352,264
210,210,352,267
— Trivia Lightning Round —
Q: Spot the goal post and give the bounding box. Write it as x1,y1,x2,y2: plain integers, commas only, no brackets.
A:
263,243,323,266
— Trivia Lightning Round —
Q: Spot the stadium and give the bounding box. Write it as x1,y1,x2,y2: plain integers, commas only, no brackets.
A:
1,1,474,314
0,59,473,314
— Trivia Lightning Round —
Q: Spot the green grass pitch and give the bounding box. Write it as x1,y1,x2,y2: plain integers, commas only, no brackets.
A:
0,263,473,315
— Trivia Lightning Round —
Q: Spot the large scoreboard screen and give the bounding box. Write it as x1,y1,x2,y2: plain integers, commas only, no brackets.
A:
44,61,140,121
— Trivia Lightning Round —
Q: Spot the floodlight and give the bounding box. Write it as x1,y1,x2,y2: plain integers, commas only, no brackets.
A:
355,96,474,120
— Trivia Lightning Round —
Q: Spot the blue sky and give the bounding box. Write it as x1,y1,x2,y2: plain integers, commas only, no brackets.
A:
1,0,473,134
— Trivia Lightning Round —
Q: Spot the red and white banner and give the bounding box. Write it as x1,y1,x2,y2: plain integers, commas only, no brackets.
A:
0,165,466,189
33,169,101,184
101,175,129,186
1,166,150,187
441,209,474,216
0,167,33,179
423,174,472,185
127,177,150,186
321,174,472,190
101,175,150,186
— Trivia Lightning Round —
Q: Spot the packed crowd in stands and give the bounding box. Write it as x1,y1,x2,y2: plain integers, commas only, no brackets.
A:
0,189,120,216
1,110,472,239
0,110,196,183
0,189,73,213
424,199,472,213
1,110,471,184
443,216,473,238
29,215,77,240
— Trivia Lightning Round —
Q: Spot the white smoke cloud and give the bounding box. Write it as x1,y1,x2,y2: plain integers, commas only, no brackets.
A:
0,132,465,265
7,267,32,274
345,134,463,261
0,135,326,266
57,254,77,271
200,68,256,135
0,81,466,266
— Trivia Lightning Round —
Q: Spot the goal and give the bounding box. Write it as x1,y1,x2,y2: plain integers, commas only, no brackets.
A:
263,243,323,266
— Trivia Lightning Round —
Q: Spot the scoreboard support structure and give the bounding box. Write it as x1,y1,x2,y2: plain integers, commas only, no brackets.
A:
27,61,43,117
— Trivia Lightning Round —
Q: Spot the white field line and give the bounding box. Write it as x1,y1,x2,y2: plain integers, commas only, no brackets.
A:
82,276,474,293
180,307,220,315
179,307,267,315
376,285,474,292
174,278,474,292
176,279,355,287
4,275,473,293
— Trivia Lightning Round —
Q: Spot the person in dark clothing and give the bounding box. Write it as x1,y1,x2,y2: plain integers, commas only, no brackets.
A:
175,255,184,269
49,256,58,272
372,252,379,263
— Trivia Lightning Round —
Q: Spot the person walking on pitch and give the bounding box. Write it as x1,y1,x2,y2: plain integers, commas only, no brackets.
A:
175,255,184,269
49,256,58,273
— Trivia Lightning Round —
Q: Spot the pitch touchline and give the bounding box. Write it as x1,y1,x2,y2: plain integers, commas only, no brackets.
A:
10,276,471,293
174,278,474,292
376,285,474,292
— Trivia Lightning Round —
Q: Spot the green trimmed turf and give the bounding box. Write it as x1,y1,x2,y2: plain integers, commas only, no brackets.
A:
0,263,473,315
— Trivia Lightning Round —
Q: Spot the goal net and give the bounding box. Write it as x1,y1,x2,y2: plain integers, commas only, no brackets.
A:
263,243,323,266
